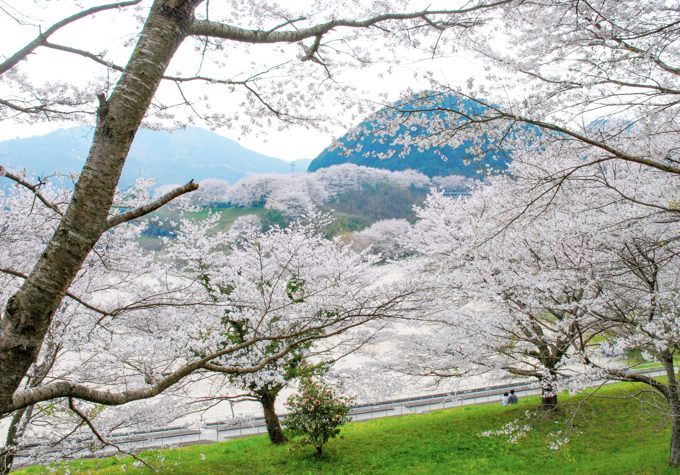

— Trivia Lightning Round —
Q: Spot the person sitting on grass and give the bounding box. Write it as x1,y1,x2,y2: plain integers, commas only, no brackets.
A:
501,392,511,406
509,390,519,404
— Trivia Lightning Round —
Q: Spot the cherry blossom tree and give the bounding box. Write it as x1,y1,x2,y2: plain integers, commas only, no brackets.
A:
162,214,406,445
154,178,231,206
361,0,679,454
565,178,680,465
0,179,215,471
403,134,680,460
0,0,512,420
189,178,231,206
401,183,603,409
358,218,412,260
509,153,680,463
413,0,680,433
314,164,430,195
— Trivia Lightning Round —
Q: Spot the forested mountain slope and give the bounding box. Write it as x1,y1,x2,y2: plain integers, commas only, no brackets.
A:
308,94,511,178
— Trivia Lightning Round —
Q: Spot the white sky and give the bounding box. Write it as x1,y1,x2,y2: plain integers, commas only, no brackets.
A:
0,0,489,161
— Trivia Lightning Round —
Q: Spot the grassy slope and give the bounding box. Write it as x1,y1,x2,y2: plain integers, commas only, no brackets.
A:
17,384,680,474
137,207,268,250
181,207,269,231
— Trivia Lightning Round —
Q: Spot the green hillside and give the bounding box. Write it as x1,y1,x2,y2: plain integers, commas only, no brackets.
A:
321,181,429,233
18,383,678,474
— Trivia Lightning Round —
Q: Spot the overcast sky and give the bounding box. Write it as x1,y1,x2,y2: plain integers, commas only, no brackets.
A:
0,0,486,161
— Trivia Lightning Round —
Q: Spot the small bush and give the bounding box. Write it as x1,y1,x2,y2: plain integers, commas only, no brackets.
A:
285,377,353,456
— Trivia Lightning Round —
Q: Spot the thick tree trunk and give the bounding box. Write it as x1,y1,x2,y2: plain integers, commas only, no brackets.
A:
259,391,287,444
539,375,558,410
662,354,680,467
671,414,680,467
0,0,198,413
540,391,558,410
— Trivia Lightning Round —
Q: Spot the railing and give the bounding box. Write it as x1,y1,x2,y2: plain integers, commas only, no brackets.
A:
202,369,668,441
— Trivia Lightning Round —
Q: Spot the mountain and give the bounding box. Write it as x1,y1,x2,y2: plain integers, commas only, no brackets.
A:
308,94,512,178
0,126,311,188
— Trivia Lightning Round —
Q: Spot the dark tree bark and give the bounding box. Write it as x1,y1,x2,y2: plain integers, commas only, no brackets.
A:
662,354,680,467
540,391,558,411
257,387,286,444
670,409,680,467
539,371,558,411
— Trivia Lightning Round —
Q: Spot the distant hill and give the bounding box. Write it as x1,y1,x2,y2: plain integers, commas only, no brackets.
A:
308,94,511,178
0,126,311,188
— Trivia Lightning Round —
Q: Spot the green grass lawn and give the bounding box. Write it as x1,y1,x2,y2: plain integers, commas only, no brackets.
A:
17,383,680,474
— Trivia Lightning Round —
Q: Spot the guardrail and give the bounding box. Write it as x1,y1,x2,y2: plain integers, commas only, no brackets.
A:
158,367,668,443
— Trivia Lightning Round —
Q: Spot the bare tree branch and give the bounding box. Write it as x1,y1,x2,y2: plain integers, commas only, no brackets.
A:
0,267,115,317
0,0,142,75
0,97,91,116
67,398,156,471
1,170,64,216
6,292,409,413
406,90,680,176
190,2,512,43
105,180,198,230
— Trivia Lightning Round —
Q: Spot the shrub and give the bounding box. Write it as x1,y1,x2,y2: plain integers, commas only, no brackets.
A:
285,377,353,456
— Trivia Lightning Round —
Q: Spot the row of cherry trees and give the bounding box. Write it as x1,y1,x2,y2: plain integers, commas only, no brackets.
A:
156,164,474,215
400,140,678,403
5,143,676,466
